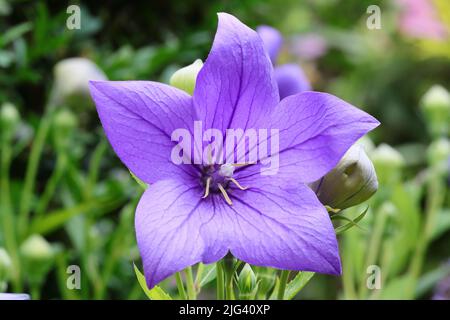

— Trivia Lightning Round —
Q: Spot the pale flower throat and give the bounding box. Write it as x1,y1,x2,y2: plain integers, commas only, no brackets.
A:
201,163,248,206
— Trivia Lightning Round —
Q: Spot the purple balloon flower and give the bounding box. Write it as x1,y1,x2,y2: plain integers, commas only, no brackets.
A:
89,13,379,289
257,25,312,99
0,293,30,300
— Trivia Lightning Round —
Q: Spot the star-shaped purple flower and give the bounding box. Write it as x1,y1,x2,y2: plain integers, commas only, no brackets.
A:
89,13,379,288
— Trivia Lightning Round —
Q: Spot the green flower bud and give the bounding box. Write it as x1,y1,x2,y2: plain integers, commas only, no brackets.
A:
238,264,257,299
1,102,20,137
52,109,78,152
427,138,450,174
421,85,450,137
169,59,203,95
311,144,378,210
20,235,55,284
378,201,397,217
0,248,12,289
53,57,107,110
370,143,405,185
54,109,77,131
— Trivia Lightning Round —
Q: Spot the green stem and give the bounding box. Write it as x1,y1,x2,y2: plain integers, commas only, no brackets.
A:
185,266,197,300
175,272,187,300
0,136,21,291
84,139,107,199
342,248,357,299
194,263,205,290
18,106,55,239
277,270,290,300
407,173,444,298
30,283,40,300
35,152,68,217
83,140,108,299
216,261,225,300
226,278,234,300
359,208,388,298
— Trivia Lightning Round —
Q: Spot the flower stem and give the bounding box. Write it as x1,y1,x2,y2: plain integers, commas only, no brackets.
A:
185,266,196,300
216,261,225,300
175,272,187,300
0,136,21,291
18,104,55,239
226,278,235,300
84,138,108,198
407,172,444,298
277,270,290,300
35,152,68,217
359,207,389,298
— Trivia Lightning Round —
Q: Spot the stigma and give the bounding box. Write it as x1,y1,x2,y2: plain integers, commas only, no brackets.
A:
201,163,248,206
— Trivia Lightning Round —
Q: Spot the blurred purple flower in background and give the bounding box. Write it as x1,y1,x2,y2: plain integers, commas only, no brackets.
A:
90,13,379,288
289,33,328,61
257,25,311,99
397,0,447,40
0,293,30,300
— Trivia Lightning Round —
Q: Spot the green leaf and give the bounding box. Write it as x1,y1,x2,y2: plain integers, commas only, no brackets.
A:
430,209,450,241
0,22,32,48
30,195,125,235
285,272,315,300
377,275,415,299
335,206,369,235
199,263,217,287
133,263,172,300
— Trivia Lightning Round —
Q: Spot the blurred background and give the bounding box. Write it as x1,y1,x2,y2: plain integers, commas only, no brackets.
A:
0,0,449,299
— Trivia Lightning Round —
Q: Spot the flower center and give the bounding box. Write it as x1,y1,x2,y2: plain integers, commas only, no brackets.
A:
201,163,248,205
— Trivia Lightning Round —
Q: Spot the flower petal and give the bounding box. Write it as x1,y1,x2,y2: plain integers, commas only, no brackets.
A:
241,91,379,183
136,176,340,289
194,13,279,134
274,64,311,100
227,176,341,274
256,25,283,64
135,179,230,288
89,81,198,184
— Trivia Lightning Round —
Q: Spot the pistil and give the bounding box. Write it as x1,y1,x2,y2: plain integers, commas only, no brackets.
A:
201,164,249,206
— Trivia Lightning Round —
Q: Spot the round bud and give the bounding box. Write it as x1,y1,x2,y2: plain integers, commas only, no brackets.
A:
52,109,78,148
311,144,378,210
370,143,405,185
421,85,450,137
238,264,257,298
52,57,107,110
169,59,203,95
20,235,55,284
1,102,20,137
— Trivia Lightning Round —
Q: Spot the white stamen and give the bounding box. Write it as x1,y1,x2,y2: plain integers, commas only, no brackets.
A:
202,177,211,199
228,177,248,190
218,183,233,206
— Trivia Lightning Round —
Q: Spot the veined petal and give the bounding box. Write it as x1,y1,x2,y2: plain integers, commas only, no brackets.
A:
135,179,230,288
136,177,341,289
194,13,279,135
227,176,341,274
89,81,198,184
274,64,311,100
242,91,379,183
256,25,283,64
